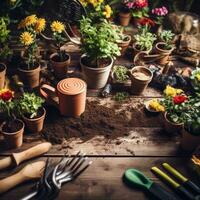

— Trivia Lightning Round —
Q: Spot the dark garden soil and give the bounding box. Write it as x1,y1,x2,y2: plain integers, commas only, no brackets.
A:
2,120,23,133
42,98,163,144
52,54,69,62
82,56,111,68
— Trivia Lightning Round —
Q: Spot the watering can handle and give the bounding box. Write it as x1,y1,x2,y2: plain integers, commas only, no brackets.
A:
40,84,59,107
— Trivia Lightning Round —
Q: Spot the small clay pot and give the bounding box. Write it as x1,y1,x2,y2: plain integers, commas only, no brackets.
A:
40,78,87,117
23,107,46,133
50,53,71,79
0,63,6,89
163,112,183,134
1,119,24,149
118,35,131,56
18,63,41,89
129,66,153,95
181,129,200,151
119,12,131,26
155,42,174,65
80,54,113,89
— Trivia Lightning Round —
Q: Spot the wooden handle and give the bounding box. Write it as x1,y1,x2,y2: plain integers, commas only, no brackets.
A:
0,161,45,194
12,142,52,166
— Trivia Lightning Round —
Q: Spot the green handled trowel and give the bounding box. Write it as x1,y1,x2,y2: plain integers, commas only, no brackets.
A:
124,168,180,200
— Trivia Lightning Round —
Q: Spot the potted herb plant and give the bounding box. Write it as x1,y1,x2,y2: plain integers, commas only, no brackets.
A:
119,0,133,26
181,96,200,151
162,85,186,134
156,30,175,65
133,25,157,55
17,93,45,133
80,17,121,89
49,21,71,79
18,15,46,89
190,68,200,92
0,17,12,89
115,25,131,56
0,89,24,149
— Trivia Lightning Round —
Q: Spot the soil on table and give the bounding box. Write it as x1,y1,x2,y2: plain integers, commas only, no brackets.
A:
42,98,163,144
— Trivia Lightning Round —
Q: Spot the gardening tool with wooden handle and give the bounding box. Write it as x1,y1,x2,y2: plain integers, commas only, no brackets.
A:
0,161,45,194
0,142,52,170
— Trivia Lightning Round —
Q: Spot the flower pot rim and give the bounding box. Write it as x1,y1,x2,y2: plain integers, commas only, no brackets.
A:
50,53,71,64
0,63,7,72
164,112,184,126
80,54,113,71
18,62,41,72
119,11,131,16
23,107,46,122
155,42,173,52
130,66,153,82
133,44,152,53
1,119,24,135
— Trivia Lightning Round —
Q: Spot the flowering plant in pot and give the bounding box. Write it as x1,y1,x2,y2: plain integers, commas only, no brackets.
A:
0,89,24,149
80,17,121,89
161,85,187,134
190,68,200,92
133,25,157,55
151,6,168,26
156,30,175,65
0,17,12,89
18,14,46,89
17,93,45,133
181,96,200,151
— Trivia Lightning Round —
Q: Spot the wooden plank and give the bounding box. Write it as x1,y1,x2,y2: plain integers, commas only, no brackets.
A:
0,157,196,200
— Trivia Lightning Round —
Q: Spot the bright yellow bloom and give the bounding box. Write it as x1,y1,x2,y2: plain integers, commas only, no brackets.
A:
149,99,165,112
35,18,46,33
20,32,34,46
103,5,112,19
164,85,183,97
196,74,200,81
51,21,65,33
24,15,37,26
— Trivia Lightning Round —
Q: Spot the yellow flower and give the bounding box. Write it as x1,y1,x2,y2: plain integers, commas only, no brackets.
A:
196,74,200,81
149,99,165,112
103,5,112,19
24,15,37,26
164,85,183,97
20,32,34,46
35,18,46,33
51,21,65,33
80,0,88,6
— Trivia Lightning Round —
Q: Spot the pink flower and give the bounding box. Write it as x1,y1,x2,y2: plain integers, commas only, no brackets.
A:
126,2,134,9
152,6,168,16
134,0,148,8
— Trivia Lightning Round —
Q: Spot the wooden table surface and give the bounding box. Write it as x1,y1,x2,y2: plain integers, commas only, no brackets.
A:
0,47,198,200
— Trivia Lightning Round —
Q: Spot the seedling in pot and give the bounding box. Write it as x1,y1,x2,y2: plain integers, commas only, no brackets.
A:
158,30,175,50
113,65,129,82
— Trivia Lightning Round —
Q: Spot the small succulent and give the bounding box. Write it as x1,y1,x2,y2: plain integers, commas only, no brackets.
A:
159,30,175,49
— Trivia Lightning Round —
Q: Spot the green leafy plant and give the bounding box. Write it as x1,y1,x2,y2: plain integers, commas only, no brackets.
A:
132,7,149,18
134,25,157,51
114,92,129,101
80,17,121,67
17,93,44,119
159,30,175,49
113,65,129,82
190,68,200,92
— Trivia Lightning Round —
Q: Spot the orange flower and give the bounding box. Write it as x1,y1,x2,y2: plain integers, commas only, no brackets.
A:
0,89,14,101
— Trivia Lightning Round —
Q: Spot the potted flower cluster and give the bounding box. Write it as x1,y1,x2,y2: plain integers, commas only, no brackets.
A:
162,85,186,134
80,17,121,89
0,89,24,149
119,0,133,26
17,93,45,133
156,30,175,65
181,96,200,151
48,21,71,79
18,14,46,89
190,68,200,92
0,17,12,89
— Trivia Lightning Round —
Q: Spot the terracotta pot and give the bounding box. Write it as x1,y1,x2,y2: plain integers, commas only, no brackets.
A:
181,129,200,151
129,66,153,95
119,12,131,26
118,35,131,56
163,112,183,134
18,63,40,89
50,53,71,79
80,54,113,89
155,42,174,65
23,107,46,133
40,78,87,117
0,63,6,89
1,119,24,149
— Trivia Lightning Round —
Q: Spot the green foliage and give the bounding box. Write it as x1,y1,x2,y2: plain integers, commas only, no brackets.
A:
80,17,121,66
0,100,15,119
113,65,129,82
190,68,200,92
134,26,157,51
132,7,149,18
159,30,175,49
114,92,129,101
17,93,44,119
